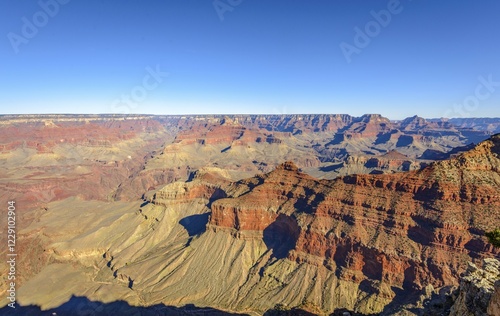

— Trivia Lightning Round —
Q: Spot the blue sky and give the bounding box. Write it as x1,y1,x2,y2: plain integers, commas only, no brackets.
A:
1,0,499,119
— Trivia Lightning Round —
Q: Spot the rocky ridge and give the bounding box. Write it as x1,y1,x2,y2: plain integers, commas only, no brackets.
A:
2,134,499,315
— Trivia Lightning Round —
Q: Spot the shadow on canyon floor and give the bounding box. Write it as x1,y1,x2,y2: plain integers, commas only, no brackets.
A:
0,296,386,316
0,296,250,316
1,284,457,316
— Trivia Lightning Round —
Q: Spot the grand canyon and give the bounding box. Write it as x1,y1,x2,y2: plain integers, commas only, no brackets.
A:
1,114,500,315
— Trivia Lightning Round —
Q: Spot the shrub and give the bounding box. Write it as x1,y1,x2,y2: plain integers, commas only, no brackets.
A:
485,229,500,248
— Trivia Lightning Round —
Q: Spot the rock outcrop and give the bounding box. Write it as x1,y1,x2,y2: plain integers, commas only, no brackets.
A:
449,258,500,316
207,135,500,313
488,279,500,315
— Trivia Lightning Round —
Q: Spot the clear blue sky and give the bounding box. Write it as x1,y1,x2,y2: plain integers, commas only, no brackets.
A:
1,0,499,119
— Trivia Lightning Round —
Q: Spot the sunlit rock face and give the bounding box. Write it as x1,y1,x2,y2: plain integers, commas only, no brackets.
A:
450,258,500,316
1,115,500,315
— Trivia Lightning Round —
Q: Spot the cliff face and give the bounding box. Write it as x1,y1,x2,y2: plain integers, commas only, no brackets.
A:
342,150,427,174
140,114,497,187
0,118,170,212
203,135,500,313
1,115,500,315
92,135,500,314
488,280,500,315
444,118,500,134
449,258,500,316
1,114,496,206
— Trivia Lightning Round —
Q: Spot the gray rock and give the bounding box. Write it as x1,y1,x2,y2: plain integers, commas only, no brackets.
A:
449,258,500,316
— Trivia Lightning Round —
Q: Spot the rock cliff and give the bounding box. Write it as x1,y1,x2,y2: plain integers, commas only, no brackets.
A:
449,258,500,316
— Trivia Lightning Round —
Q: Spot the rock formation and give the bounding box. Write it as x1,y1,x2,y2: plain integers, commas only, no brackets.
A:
449,258,500,316
1,115,500,315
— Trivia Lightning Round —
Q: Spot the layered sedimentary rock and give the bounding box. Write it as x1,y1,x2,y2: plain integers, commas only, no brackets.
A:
3,134,499,315
207,134,500,313
1,113,496,204
442,118,500,134
0,116,177,221
1,115,500,315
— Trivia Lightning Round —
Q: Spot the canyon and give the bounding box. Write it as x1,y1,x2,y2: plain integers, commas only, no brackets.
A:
0,114,499,315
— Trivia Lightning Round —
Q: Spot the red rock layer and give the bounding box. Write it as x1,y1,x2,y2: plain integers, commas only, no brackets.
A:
0,119,164,152
208,135,500,291
172,119,285,147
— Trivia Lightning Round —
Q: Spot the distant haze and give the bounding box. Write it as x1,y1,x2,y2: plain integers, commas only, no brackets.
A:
1,0,500,119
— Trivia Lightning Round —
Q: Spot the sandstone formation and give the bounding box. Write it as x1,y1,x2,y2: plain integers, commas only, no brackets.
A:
0,129,498,315
1,115,500,315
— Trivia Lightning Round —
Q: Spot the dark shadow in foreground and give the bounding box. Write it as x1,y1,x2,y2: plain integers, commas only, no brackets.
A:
264,307,377,315
264,308,317,316
0,296,384,316
0,296,249,316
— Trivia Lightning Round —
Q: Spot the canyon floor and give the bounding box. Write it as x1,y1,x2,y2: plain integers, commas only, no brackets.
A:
1,114,499,315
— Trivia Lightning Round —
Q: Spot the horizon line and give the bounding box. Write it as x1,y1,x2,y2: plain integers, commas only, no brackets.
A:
1,113,500,120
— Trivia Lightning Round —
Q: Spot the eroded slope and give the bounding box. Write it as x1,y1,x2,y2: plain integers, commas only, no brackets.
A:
4,134,499,315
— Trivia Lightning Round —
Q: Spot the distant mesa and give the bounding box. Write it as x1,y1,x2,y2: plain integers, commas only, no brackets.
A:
1,115,500,315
